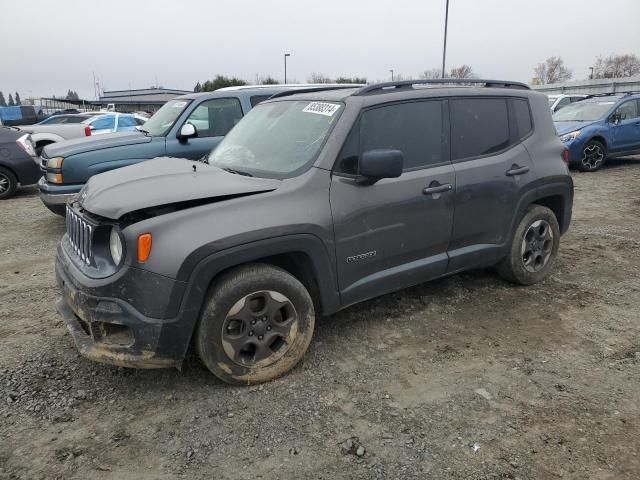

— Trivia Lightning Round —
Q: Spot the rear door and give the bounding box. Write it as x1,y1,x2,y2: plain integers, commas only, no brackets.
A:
330,99,455,305
165,97,244,159
447,97,535,272
610,99,640,153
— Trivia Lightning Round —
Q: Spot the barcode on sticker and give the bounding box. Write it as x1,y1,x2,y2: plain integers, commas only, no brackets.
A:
302,102,341,116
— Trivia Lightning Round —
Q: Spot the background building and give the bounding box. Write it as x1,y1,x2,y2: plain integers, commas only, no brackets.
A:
91,87,192,113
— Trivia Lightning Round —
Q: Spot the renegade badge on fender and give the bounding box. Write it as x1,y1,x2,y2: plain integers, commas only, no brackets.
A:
55,80,573,384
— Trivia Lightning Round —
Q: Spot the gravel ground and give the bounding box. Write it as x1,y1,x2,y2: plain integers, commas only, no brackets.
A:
1,158,640,479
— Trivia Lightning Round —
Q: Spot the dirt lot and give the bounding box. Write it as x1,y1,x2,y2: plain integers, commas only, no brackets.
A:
1,159,640,480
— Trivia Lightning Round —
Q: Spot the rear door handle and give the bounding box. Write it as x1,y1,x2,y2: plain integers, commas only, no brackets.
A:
506,165,530,176
422,183,453,195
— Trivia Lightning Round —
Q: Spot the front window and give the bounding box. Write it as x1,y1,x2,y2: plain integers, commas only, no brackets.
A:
140,99,192,136
207,100,343,178
553,101,616,122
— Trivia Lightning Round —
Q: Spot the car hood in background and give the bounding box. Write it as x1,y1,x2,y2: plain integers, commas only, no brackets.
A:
44,132,151,158
79,157,281,219
554,120,595,136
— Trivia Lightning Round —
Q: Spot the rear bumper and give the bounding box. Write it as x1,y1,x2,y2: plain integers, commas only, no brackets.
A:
55,242,191,369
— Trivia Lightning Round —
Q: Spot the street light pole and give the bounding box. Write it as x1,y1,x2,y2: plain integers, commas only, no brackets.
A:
284,53,291,84
390,69,394,81
589,66,594,80
441,0,450,78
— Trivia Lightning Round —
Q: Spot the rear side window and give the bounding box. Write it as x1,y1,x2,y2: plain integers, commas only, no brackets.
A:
511,98,533,141
118,116,137,128
250,95,271,107
360,100,446,170
90,116,115,130
450,98,509,160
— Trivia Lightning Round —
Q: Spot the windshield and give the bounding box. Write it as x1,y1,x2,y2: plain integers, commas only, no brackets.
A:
140,99,192,136
553,101,615,122
207,100,343,178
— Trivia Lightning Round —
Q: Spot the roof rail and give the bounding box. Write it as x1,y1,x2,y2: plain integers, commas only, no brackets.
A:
354,79,530,96
268,85,363,99
582,91,640,99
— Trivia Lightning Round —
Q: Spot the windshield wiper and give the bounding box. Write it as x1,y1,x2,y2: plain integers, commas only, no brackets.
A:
138,127,151,136
222,167,253,177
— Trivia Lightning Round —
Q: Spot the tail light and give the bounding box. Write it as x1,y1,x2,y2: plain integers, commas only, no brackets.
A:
561,149,570,166
84,126,92,136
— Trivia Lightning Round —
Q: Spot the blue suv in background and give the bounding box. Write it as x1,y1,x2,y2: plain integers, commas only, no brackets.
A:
553,92,640,171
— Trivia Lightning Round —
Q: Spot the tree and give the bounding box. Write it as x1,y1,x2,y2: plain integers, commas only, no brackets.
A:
200,75,247,92
259,76,280,85
65,90,79,101
0,91,6,107
14,92,22,105
334,76,367,84
420,68,443,79
193,82,202,93
7,94,14,106
533,56,572,85
448,64,476,79
308,72,333,84
593,53,640,79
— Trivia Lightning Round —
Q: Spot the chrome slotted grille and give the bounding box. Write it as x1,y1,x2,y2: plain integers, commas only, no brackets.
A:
66,206,94,265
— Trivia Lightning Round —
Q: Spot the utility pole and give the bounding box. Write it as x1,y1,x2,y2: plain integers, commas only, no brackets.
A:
441,0,450,78
390,69,394,81
284,53,291,83
589,66,594,80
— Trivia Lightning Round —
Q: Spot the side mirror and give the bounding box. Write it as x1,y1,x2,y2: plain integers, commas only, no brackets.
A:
178,123,197,140
359,149,403,183
611,113,622,124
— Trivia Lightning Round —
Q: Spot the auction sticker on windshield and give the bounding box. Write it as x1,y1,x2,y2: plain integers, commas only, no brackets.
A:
302,102,341,116
173,101,187,108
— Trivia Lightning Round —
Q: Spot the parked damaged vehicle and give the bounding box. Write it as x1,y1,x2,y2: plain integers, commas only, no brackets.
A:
0,127,40,199
54,80,573,384
553,92,640,171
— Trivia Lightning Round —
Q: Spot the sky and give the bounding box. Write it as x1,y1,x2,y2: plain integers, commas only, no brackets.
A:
1,0,639,100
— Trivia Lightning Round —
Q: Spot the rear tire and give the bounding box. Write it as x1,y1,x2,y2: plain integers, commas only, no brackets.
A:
497,205,560,285
0,167,18,200
196,264,315,385
578,140,606,172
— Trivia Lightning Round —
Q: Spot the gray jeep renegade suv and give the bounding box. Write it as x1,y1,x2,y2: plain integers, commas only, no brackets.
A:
54,79,573,384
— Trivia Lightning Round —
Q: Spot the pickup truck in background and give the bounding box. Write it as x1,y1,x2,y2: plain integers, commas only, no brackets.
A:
19,112,148,154
0,106,39,126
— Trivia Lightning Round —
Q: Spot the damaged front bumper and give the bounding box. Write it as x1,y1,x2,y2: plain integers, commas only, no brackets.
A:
55,242,192,369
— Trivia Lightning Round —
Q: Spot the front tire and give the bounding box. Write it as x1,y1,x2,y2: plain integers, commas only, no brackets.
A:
579,140,606,172
497,205,560,285
196,264,315,385
0,167,18,200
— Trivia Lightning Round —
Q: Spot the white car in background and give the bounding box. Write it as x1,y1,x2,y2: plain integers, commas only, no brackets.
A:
547,94,588,113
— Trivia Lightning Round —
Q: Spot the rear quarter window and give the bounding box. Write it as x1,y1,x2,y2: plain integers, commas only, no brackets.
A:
510,98,533,141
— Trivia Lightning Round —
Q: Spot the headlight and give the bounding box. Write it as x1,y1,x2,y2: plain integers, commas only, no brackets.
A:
559,131,581,143
109,228,123,265
47,156,64,169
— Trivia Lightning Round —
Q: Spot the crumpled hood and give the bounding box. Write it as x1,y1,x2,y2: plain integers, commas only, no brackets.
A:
45,131,151,158
79,157,281,219
554,120,594,136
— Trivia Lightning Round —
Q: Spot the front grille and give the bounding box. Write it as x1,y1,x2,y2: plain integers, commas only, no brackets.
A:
66,206,94,265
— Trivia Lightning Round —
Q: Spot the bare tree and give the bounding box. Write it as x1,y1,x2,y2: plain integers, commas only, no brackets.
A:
308,72,332,84
448,65,476,79
593,53,640,79
533,56,572,85
420,68,443,79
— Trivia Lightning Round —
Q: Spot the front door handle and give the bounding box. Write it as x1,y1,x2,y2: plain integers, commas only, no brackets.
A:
506,165,530,176
422,183,453,195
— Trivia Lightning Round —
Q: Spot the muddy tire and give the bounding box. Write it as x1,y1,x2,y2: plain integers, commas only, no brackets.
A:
497,205,560,285
0,167,18,200
578,140,606,172
196,264,315,385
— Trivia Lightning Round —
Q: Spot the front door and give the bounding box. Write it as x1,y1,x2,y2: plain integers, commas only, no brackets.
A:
610,99,640,153
330,99,455,306
165,97,244,160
